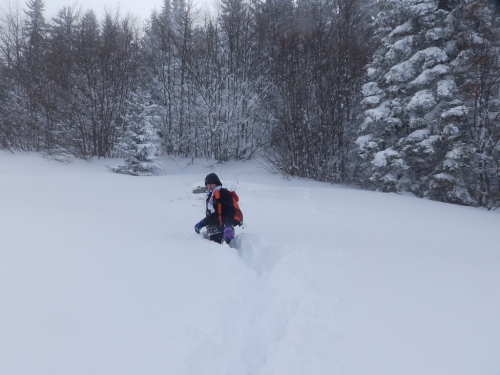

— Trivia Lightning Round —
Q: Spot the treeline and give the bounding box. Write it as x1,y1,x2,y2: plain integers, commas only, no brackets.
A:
0,0,375,169
1,0,500,209
0,1,140,159
0,0,372,166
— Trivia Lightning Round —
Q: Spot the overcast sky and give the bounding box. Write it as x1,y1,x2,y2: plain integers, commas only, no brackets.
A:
5,0,217,22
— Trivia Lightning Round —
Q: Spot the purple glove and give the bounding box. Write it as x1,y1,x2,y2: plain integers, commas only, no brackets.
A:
194,220,206,234
223,226,234,243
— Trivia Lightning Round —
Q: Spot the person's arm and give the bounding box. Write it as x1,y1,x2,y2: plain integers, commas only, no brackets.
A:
194,219,206,233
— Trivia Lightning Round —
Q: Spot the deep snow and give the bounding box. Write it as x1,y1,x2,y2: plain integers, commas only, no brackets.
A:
1,152,499,375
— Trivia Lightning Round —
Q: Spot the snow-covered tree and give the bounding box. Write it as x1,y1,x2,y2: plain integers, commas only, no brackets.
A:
358,0,500,208
189,0,268,161
0,4,28,150
263,0,374,183
428,0,500,208
141,0,198,157
357,0,462,193
111,94,164,176
23,0,48,149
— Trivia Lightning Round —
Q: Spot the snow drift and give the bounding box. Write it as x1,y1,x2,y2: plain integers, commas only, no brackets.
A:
1,152,499,375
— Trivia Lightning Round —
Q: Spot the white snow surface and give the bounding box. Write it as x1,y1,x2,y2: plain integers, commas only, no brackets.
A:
385,47,448,84
363,101,391,127
385,36,415,63
407,128,430,141
388,19,413,38
426,27,445,42
406,89,437,111
441,105,468,119
409,64,450,87
372,148,401,168
437,78,456,99
1,152,500,375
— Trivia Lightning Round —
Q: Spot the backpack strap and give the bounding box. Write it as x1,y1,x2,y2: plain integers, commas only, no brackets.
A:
213,189,223,227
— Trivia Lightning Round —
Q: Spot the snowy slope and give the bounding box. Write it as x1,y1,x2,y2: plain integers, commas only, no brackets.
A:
1,152,499,375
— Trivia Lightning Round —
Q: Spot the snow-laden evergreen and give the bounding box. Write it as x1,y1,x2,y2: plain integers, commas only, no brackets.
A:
358,0,458,193
111,95,164,176
443,0,500,209
358,0,500,208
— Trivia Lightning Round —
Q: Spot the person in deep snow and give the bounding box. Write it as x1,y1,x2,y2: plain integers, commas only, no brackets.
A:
194,173,236,244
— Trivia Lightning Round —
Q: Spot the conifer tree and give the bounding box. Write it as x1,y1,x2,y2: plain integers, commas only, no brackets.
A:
357,0,461,193
358,0,500,208
23,0,48,149
429,0,500,208
111,93,164,176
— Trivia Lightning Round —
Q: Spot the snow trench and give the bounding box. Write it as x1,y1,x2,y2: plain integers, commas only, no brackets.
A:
181,233,347,375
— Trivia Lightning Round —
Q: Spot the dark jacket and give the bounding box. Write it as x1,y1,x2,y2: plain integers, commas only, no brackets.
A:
204,188,235,234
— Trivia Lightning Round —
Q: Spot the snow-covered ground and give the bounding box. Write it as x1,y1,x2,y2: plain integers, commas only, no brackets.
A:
1,152,499,375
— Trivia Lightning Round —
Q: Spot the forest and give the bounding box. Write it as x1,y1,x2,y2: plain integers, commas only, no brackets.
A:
1,0,499,208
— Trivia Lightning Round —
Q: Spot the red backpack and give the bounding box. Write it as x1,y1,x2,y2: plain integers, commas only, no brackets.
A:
214,189,243,226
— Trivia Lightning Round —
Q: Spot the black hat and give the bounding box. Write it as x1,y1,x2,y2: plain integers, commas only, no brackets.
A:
205,173,222,186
